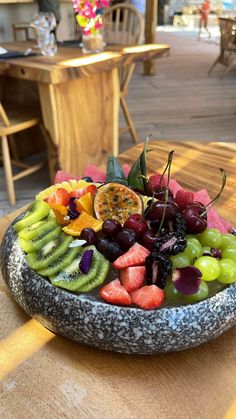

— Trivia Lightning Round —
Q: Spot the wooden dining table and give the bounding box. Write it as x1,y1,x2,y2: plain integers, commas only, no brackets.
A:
0,42,169,181
1,141,236,419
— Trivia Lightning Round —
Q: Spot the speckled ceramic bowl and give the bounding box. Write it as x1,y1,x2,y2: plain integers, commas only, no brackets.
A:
1,219,236,355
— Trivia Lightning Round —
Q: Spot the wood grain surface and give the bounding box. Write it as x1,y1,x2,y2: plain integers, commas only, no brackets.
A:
1,142,236,419
0,43,170,85
0,42,169,180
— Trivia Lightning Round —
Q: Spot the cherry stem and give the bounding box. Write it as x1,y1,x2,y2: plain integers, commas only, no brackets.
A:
201,168,226,217
157,151,174,236
159,150,174,188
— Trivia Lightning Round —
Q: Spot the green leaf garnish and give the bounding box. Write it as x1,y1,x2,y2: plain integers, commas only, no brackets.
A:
106,155,128,185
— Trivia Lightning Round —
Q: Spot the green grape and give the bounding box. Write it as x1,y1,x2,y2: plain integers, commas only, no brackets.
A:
170,253,191,268
198,228,222,249
183,238,203,261
202,246,211,255
220,235,236,250
165,279,182,300
222,245,236,262
184,281,209,303
194,256,221,281
217,258,236,284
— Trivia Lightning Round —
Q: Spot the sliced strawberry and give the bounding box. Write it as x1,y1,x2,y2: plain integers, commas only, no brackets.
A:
54,170,80,184
99,279,131,306
120,266,146,292
175,189,194,210
69,184,97,199
113,243,150,269
130,285,165,310
46,188,70,206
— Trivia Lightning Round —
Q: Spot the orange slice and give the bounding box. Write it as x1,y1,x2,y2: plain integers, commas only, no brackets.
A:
50,204,69,226
75,192,93,215
93,182,143,224
62,212,103,236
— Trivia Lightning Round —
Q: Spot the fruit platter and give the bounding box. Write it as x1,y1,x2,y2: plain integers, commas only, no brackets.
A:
1,141,236,354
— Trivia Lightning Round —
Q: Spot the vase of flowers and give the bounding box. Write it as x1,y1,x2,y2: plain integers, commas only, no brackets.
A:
73,0,110,53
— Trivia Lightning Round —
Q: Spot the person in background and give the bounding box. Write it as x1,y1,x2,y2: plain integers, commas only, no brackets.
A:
198,0,211,40
37,0,61,34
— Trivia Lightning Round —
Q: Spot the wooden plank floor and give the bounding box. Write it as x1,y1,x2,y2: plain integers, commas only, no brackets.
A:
1,30,236,217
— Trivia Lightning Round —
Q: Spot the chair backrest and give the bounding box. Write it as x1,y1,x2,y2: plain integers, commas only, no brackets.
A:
0,102,10,127
103,3,144,46
103,3,144,92
219,17,236,51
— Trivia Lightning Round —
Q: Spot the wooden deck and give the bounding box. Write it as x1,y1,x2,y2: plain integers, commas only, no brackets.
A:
1,30,236,216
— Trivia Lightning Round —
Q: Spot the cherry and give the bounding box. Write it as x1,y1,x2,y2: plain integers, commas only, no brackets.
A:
97,238,111,255
102,219,122,238
141,229,159,251
80,228,97,245
123,214,148,238
148,200,178,222
105,242,123,262
115,228,136,250
182,202,207,234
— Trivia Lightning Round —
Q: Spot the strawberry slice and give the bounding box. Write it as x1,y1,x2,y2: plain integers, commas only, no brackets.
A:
120,266,146,292
113,243,150,269
130,285,165,310
46,188,70,206
99,279,131,306
69,184,97,199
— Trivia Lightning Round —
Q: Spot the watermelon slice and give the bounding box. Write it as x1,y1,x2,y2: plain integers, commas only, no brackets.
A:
82,164,106,182
54,170,80,184
149,172,183,197
122,164,131,178
194,189,231,233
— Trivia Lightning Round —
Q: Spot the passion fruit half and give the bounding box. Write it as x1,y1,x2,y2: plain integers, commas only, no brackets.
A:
94,182,143,224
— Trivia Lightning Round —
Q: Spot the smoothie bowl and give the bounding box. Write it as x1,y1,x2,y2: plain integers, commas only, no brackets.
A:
1,143,236,354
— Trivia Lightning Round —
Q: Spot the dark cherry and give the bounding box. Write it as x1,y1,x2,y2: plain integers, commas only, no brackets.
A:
153,189,175,202
182,203,207,234
97,237,111,255
105,242,123,262
80,228,97,245
148,200,178,222
115,228,136,251
102,219,122,238
123,213,148,238
141,229,159,251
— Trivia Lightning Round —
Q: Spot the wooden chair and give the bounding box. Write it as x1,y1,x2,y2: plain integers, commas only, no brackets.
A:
209,17,236,78
12,23,32,41
0,102,46,205
103,3,144,143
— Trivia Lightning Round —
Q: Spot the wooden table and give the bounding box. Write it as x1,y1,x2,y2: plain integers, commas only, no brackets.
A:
0,42,169,181
1,141,236,419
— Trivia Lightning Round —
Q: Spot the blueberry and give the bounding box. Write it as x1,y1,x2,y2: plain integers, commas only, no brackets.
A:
82,176,93,182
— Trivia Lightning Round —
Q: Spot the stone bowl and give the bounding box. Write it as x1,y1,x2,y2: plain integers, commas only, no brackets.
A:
1,219,236,355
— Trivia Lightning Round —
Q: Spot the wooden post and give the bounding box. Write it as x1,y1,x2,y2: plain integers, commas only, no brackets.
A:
144,0,158,75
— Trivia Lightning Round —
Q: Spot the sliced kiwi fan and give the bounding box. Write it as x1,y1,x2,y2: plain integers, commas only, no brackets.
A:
13,200,109,293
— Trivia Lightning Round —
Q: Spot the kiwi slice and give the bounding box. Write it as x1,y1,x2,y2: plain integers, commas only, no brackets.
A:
38,246,81,277
18,218,58,241
14,201,50,233
76,252,110,293
25,233,73,271
50,246,100,292
18,226,61,253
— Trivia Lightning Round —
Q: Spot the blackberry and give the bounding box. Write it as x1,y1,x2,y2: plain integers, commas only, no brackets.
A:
145,252,172,289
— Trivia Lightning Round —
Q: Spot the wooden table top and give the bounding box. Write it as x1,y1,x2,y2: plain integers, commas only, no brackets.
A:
1,141,236,419
0,42,170,84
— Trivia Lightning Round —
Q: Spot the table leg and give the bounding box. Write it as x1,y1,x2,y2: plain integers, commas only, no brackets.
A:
38,68,119,179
